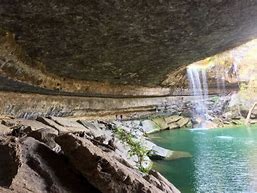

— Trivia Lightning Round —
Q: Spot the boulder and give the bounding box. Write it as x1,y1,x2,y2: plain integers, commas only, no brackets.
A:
77,120,105,138
50,117,87,130
151,118,169,131
223,109,241,120
250,120,257,124
231,120,243,125
164,115,182,124
177,117,190,128
27,128,60,151
148,145,191,160
36,117,89,134
140,139,156,151
36,117,69,133
56,134,180,193
10,125,32,137
3,118,53,131
186,121,193,128
150,145,173,159
167,123,179,130
146,170,180,193
141,120,160,134
164,151,192,160
0,136,99,193
0,124,11,135
114,139,138,168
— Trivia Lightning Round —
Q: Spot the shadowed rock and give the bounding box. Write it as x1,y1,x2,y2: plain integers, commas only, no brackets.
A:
0,139,19,187
56,133,180,193
0,0,257,89
0,136,100,193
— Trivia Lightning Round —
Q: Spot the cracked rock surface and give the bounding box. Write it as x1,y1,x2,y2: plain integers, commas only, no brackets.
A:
1,1,257,86
0,116,180,193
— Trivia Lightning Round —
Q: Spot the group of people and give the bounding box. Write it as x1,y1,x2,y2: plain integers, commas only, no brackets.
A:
115,114,123,121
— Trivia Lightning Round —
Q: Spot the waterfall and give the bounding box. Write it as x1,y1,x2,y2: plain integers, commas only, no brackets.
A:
187,66,209,123
216,67,226,96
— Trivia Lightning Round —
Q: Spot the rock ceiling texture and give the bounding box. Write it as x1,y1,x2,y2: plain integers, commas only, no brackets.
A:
1,0,257,90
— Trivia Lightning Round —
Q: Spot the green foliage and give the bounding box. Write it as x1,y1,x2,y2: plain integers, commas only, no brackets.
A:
211,96,220,104
114,127,151,173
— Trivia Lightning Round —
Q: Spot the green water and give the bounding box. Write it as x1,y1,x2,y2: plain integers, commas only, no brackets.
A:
151,127,257,193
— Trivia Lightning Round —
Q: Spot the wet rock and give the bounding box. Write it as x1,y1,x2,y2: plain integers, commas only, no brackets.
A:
149,144,191,160
149,146,173,160
164,151,192,160
177,117,190,128
56,133,180,193
151,117,169,131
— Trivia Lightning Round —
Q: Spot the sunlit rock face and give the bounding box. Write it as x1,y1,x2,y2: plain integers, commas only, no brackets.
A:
163,38,257,95
1,0,257,89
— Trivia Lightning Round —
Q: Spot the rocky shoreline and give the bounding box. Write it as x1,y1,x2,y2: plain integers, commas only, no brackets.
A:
0,92,254,193
0,115,180,193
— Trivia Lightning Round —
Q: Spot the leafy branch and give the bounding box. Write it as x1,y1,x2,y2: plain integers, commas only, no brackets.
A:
114,127,151,173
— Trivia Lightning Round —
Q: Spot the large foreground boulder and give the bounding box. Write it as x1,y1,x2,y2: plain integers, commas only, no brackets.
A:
0,136,99,193
56,133,180,193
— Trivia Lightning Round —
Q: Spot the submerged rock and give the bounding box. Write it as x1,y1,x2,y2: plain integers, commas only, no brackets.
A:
149,145,191,160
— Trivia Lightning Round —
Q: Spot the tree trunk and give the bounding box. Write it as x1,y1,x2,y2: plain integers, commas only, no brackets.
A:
245,102,257,125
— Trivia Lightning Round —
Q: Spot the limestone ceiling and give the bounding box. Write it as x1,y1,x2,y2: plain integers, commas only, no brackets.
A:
1,0,257,87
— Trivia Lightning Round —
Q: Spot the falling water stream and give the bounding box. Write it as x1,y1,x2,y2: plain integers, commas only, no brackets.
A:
152,40,257,193
187,65,209,125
